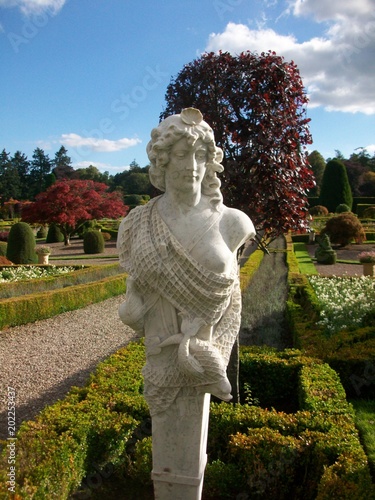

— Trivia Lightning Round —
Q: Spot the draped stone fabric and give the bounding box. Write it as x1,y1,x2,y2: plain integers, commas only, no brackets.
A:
117,197,242,415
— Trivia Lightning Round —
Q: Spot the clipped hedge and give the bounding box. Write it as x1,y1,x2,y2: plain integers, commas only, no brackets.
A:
1,344,373,499
239,247,264,292
0,263,124,300
0,341,149,499
0,273,127,330
286,238,375,399
206,348,374,499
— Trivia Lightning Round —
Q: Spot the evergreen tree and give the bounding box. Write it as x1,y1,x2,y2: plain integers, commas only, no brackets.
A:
307,150,326,196
53,146,74,179
29,148,52,199
12,151,30,199
319,159,353,212
0,149,21,203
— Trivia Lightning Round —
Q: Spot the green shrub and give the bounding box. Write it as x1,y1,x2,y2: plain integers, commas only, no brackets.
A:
335,204,351,213
321,213,366,246
46,223,64,243
83,230,105,254
309,205,329,216
0,241,7,256
319,159,353,213
363,206,375,219
36,225,48,238
6,221,36,264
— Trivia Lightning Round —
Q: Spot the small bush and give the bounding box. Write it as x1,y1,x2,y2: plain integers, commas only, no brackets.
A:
6,222,36,264
83,230,105,254
335,204,351,214
309,205,329,216
36,225,48,238
321,213,366,246
46,224,64,243
363,206,375,219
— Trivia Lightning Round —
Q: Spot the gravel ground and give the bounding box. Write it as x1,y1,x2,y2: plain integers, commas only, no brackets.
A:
0,295,139,440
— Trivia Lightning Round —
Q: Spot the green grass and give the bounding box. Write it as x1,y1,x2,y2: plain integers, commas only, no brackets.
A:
50,254,118,261
351,400,375,478
293,242,319,275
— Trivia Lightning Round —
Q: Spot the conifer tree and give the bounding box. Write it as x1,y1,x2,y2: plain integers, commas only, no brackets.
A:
319,159,353,213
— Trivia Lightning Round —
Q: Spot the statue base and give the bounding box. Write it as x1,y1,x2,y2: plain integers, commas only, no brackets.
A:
151,388,211,500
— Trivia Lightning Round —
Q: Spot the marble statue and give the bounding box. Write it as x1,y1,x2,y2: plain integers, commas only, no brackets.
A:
117,108,255,499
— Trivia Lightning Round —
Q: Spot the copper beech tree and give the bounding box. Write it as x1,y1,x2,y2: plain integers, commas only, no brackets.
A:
22,179,128,245
161,51,315,246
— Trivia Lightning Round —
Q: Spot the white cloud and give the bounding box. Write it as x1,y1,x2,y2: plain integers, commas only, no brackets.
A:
290,0,375,22
0,0,66,16
60,133,141,153
205,0,375,115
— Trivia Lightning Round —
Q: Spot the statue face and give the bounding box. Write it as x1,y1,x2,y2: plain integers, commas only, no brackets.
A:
166,136,208,192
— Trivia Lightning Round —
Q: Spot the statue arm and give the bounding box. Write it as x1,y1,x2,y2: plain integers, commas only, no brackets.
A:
221,207,256,253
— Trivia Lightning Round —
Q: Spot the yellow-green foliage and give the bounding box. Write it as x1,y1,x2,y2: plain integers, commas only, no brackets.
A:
206,349,374,499
0,273,127,329
240,249,264,291
0,263,123,299
1,344,372,499
0,341,148,499
285,245,375,398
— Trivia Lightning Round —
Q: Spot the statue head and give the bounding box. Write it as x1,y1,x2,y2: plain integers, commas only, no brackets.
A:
147,108,224,206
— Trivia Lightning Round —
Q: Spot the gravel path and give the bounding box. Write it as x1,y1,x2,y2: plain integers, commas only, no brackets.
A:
0,295,139,440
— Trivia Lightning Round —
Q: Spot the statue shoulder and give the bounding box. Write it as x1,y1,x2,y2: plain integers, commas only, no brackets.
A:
221,206,256,252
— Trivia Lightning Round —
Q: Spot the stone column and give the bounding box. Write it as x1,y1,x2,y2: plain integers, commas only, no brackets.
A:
151,389,211,500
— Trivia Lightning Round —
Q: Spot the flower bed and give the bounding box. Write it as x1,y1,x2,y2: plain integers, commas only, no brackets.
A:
0,265,78,283
308,275,375,335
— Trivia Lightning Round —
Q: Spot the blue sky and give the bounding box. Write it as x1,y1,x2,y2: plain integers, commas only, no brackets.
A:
1,0,375,174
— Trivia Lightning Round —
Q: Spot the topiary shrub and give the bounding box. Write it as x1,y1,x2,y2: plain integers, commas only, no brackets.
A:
0,241,7,257
363,206,375,219
335,203,351,214
319,159,353,213
46,223,64,243
83,230,105,254
321,213,366,246
309,205,329,216
6,222,37,264
36,225,48,238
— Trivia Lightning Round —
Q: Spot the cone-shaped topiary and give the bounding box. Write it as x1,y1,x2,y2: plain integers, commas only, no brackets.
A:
83,230,105,254
36,225,48,238
6,222,37,264
46,223,64,243
319,159,353,213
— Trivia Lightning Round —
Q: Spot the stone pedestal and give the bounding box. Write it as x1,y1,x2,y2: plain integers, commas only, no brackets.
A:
363,262,375,277
37,254,49,264
151,389,211,500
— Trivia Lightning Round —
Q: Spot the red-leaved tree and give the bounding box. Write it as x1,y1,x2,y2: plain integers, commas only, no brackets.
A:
22,179,128,245
161,51,315,245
